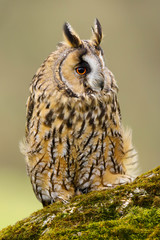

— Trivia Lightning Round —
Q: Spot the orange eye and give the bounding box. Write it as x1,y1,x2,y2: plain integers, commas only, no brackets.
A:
76,67,87,75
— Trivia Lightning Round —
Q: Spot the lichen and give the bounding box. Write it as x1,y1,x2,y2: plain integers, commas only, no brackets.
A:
0,166,160,240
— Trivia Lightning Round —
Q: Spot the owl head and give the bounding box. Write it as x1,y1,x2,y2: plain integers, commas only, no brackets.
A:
45,19,117,98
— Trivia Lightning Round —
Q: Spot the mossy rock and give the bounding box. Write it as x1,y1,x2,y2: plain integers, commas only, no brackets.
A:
1,167,160,240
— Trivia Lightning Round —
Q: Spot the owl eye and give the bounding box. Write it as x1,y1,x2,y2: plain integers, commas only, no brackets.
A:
76,67,87,75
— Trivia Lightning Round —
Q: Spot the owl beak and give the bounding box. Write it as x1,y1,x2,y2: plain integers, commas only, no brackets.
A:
96,72,105,91
99,79,104,90
86,70,105,92
95,76,104,91
88,76,104,92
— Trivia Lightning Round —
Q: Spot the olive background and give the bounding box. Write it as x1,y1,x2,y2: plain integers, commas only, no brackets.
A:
0,0,159,229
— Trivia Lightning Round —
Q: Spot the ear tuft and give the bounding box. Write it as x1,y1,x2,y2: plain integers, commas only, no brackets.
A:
91,18,103,46
63,22,82,48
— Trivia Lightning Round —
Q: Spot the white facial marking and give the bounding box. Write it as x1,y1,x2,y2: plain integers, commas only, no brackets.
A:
83,55,104,91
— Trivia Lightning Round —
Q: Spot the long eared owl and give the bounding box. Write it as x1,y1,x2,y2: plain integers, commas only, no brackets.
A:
21,19,138,206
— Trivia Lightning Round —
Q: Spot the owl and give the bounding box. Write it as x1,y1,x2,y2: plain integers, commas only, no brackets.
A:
21,19,138,206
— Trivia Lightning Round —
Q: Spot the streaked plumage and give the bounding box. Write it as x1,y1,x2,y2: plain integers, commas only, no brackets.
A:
21,19,138,206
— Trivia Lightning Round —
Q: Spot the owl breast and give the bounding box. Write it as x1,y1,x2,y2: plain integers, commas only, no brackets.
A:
22,19,138,206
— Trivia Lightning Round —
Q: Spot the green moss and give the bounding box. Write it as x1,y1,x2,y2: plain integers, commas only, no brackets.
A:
1,166,160,240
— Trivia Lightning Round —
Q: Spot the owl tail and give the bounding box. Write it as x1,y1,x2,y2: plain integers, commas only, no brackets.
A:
122,127,139,178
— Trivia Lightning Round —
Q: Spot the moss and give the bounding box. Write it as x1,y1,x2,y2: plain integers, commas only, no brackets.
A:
1,166,160,240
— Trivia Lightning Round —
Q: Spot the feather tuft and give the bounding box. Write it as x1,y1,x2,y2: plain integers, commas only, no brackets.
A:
63,22,82,48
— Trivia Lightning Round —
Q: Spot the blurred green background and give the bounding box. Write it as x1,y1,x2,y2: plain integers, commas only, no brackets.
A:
0,0,160,230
